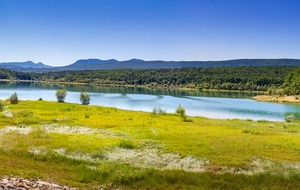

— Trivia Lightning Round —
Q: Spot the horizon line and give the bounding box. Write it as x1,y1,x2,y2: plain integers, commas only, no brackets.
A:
1,57,300,67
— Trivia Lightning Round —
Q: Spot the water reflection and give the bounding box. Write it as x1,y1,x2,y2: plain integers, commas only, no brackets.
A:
0,82,260,98
0,82,299,121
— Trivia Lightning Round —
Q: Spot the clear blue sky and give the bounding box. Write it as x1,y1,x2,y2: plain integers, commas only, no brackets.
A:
0,0,300,66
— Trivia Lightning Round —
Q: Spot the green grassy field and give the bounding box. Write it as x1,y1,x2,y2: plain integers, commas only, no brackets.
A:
0,100,300,189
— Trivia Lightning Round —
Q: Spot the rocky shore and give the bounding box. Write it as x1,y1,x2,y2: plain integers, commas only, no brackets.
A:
0,176,122,190
0,176,78,190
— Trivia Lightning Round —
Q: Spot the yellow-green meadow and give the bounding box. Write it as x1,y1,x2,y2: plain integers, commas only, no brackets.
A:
1,100,300,189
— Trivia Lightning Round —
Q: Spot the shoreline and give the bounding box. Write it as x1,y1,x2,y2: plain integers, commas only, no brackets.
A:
2,79,299,104
254,95,300,104
0,79,263,93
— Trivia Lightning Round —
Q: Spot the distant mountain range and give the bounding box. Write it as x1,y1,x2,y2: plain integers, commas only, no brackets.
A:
0,59,300,72
0,61,52,71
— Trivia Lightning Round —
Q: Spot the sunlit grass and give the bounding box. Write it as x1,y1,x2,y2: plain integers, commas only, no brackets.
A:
0,100,300,189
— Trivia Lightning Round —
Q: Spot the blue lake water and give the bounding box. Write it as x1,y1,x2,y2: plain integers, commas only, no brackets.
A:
0,82,299,121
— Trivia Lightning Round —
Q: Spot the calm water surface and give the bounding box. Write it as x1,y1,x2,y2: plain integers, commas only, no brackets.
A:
0,82,299,121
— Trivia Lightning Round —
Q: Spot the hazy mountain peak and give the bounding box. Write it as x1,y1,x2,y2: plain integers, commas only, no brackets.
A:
125,58,145,62
0,61,51,69
73,59,119,65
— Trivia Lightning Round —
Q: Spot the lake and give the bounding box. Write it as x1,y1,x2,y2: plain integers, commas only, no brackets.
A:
0,82,299,121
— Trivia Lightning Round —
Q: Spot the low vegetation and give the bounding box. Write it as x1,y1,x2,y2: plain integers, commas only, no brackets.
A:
0,100,300,189
285,112,300,122
152,107,166,115
0,101,4,111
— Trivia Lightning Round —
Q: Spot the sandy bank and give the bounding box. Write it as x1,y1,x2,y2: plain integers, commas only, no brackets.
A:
254,95,300,104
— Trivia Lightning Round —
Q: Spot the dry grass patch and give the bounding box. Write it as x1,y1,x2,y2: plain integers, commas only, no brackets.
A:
0,126,32,135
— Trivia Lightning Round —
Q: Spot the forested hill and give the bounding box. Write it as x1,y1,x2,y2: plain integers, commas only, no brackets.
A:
0,68,31,80
56,59,300,71
2,59,300,72
0,66,296,92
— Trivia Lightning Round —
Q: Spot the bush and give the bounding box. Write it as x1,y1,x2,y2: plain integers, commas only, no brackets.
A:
56,89,67,103
284,112,300,122
80,92,90,105
119,140,135,149
9,92,18,104
152,107,166,115
0,101,4,111
13,110,40,126
175,104,187,121
285,114,296,122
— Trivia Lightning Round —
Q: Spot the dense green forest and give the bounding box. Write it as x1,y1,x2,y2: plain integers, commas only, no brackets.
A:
267,67,300,96
0,68,31,80
0,66,298,92
282,67,300,95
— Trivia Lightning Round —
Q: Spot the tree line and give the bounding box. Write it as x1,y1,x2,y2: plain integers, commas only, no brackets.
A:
0,66,297,92
268,67,300,96
282,67,300,95
28,66,295,91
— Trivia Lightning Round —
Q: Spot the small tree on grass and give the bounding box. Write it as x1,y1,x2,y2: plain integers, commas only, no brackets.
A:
56,89,67,103
152,107,166,115
80,92,90,105
176,104,187,121
9,92,18,104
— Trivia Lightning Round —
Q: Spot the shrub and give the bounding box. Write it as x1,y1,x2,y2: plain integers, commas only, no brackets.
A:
241,128,261,135
9,92,18,104
285,114,296,122
14,110,33,117
80,92,90,105
119,140,135,149
0,101,4,111
13,110,40,126
56,89,67,103
175,104,187,121
152,107,166,115
285,112,300,122
257,120,268,123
